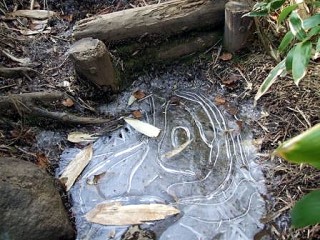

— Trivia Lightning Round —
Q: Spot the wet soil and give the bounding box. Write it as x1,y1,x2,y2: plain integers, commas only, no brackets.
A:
1,0,320,239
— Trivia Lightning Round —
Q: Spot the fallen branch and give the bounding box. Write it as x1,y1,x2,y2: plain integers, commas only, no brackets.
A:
0,66,37,78
73,0,226,41
31,106,115,125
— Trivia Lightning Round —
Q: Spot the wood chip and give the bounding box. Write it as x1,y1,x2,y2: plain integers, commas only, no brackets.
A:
219,52,233,61
85,202,180,225
59,145,93,191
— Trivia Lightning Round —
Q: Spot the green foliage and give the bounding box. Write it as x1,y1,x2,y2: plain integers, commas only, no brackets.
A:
291,190,320,228
274,124,320,228
249,1,320,103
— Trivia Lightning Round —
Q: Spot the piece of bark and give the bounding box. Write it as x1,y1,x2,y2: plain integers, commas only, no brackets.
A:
223,1,253,52
73,0,226,41
69,38,118,91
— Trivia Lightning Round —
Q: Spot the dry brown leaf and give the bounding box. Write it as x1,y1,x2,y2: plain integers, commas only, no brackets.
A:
133,90,146,100
85,202,180,225
36,152,50,169
221,75,240,89
59,145,93,191
62,98,74,107
214,95,226,105
132,110,142,119
219,52,233,61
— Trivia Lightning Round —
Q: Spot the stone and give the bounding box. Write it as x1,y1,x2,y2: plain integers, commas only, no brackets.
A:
0,157,74,240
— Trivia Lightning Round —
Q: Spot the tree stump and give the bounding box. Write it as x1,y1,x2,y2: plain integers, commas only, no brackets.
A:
69,37,118,91
223,1,253,52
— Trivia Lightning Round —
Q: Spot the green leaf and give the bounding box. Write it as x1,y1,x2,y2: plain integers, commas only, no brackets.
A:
254,59,286,104
292,41,312,84
285,46,295,71
316,37,320,53
307,25,320,39
278,31,294,53
274,124,320,169
291,190,320,228
269,0,285,11
278,4,298,25
303,14,320,30
244,2,269,17
244,10,269,17
289,11,307,40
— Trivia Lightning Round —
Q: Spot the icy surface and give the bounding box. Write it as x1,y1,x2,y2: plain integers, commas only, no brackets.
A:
58,78,266,240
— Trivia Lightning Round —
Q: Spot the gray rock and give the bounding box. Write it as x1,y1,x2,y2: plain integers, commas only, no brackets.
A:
0,157,74,240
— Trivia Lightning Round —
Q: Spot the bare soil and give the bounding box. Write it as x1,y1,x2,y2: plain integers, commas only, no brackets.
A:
1,0,319,239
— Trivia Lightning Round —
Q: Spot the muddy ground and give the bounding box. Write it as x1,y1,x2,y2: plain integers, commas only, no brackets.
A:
1,0,320,239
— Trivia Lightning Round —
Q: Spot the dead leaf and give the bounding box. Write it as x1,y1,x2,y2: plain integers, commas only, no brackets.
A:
161,139,192,159
59,145,93,191
214,95,226,105
133,90,146,100
219,52,233,61
86,172,106,185
36,152,50,169
236,120,243,132
225,104,239,115
128,95,137,106
85,202,180,225
132,110,142,119
62,98,74,107
221,74,240,89
124,118,161,138
67,132,98,143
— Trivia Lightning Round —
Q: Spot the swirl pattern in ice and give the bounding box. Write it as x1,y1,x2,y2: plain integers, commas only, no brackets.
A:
59,90,266,240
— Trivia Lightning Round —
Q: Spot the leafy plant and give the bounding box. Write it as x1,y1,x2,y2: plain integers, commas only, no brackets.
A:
245,0,320,105
274,123,320,228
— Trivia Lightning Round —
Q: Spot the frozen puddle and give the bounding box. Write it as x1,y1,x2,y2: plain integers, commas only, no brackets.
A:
58,88,266,240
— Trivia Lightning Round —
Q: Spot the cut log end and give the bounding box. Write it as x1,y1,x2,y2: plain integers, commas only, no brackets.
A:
69,37,119,91
223,1,254,53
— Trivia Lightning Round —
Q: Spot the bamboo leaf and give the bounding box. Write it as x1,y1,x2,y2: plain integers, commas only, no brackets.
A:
285,46,295,71
278,4,298,25
292,41,312,85
254,59,286,104
274,124,320,169
289,11,307,40
59,145,93,191
303,14,320,30
291,190,320,228
124,118,161,138
278,31,294,53
67,132,98,143
269,0,285,11
85,202,180,225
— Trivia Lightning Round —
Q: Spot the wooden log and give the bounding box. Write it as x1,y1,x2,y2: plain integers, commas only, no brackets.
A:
73,0,226,41
223,1,253,52
68,38,118,91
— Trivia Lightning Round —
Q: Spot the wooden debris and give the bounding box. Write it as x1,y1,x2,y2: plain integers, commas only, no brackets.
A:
0,66,37,78
73,0,226,41
59,145,93,191
69,37,119,91
224,1,253,52
7,10,57,20
85,202,180,225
